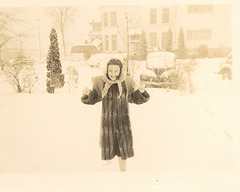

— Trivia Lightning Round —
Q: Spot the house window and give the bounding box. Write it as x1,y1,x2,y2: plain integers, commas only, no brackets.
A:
206,5,213,12
187,31,192,40
149,32,157,46
162,32,169,49
150,8,157,24
194,5,200,12
200,5,207,12
111,35,117,51
105,35,109,51
188,5,194,13
187,5,213,13
162,8,169,23
130,35,141,42
199,30,205,39
200,5,213,12
104,13,108,27
187,30,212,40
110,12,117,26
193,30,199,40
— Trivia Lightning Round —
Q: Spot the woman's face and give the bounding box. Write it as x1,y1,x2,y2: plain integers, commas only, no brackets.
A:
108,65,120,81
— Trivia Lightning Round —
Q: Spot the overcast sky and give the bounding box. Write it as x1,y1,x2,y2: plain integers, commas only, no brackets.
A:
0,4,101,54
18,6,101,50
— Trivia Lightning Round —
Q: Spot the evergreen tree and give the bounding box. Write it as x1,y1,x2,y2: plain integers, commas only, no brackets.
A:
46,28,65,93
177,27,187,59
137,31,148,60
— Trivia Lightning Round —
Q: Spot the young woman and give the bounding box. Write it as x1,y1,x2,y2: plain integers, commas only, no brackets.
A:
81,58,150,172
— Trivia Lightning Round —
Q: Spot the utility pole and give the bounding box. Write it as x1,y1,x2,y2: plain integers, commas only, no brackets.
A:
19,34,23,55
125,13,130,75
0,47,3,70
37,19,42,63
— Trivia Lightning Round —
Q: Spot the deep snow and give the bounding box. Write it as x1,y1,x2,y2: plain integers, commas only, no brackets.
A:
0,58,236,173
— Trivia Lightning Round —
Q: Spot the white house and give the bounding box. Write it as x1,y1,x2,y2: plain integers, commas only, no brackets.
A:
99,4,232,57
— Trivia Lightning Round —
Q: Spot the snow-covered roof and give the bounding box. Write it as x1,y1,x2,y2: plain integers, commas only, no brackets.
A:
87,53,127,71
90,38,102,50
71,45,97,53
147,52,175,68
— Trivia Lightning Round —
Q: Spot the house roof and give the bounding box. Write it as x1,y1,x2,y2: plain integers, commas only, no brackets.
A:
71,45,97,53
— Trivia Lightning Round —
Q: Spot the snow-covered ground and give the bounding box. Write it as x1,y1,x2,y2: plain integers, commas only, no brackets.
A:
0,58,236,173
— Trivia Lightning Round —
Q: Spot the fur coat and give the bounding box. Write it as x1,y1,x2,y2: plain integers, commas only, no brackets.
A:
81,74,150,160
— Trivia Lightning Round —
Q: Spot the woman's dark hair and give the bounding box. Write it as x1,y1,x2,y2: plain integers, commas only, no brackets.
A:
106,59,123,80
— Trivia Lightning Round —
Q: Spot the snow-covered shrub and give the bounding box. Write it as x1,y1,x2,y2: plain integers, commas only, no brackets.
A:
3,55,39,93
176,58,197,95
20,66,39,93
66,65,79,93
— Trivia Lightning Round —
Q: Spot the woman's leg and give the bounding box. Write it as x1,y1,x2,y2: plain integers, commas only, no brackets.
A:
118,157,126,172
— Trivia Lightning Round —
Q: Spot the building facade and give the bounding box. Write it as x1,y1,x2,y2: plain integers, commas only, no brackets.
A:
99,6,142,53
99,4,232,56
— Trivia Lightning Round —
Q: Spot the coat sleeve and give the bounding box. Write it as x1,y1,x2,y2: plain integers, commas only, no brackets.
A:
81,76,102,105
126,76,150,104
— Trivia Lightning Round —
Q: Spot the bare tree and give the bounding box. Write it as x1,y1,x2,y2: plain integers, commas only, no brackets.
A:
44,7,79,60
0,8,30,70
3,54,38,93
0,8,20,68
0,8,20,44
21,66,39,93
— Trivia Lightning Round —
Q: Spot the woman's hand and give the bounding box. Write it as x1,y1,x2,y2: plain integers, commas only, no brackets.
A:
138,83,146,93
83,87,91,96
134,79,146,93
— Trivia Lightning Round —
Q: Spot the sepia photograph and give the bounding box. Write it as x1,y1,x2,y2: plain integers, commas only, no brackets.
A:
0,0,239,191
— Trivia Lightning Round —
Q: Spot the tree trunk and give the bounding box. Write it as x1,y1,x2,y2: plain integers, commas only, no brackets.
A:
68,81,71,94
60,27,66,60
17,84,22,93
47,86,55,93
15,76,22,93
62,32,66,60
